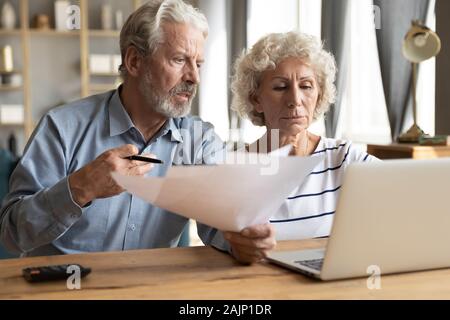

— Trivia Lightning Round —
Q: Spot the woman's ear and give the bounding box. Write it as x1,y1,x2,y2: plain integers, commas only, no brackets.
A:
123,46,143,77
249,92,263,113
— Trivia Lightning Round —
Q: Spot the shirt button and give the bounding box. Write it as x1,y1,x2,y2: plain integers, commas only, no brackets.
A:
71,214,77,219
130,224,136,231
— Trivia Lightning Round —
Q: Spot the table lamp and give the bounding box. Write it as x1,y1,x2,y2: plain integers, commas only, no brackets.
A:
398,20,441,143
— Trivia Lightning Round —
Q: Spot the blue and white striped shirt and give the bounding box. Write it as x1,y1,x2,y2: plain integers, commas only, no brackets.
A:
270,138,379,240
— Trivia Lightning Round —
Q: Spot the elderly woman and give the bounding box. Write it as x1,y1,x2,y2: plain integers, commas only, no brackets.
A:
231,31,379,241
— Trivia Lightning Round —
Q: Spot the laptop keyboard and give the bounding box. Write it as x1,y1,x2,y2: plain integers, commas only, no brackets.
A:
294,258,324,271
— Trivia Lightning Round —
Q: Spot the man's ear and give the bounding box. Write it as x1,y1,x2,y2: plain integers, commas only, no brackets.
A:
123,46,144,77
249,92,263,113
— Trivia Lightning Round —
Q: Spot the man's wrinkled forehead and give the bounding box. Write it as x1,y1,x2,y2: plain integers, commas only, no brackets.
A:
159,22,206,55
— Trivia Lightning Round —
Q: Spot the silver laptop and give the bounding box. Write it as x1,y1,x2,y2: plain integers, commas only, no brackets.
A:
266,158,450,281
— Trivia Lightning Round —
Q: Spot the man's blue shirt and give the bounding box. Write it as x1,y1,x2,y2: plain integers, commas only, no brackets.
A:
0,89,228,256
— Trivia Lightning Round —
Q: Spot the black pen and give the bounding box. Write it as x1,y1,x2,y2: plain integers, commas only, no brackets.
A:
125,155,164,164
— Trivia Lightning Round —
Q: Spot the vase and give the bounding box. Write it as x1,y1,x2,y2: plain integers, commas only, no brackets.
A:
1,1,16,30
1,45,14,72
115,10,124,30
54,0,70,31
101,5,113,30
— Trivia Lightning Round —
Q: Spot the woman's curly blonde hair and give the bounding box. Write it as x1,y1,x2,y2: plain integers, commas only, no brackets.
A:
231,31,337,126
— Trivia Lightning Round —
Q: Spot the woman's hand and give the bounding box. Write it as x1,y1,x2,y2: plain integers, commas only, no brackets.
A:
224,223,276,264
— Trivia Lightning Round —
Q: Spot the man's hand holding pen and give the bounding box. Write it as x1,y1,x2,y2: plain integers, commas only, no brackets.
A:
68,144,158,207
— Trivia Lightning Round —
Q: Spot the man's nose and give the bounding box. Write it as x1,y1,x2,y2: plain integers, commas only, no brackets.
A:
183,63,200,85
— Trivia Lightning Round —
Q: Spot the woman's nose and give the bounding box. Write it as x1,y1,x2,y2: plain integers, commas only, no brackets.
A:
287,86,302,108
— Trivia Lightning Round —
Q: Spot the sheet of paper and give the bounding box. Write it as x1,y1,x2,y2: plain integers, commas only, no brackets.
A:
112,151,323,232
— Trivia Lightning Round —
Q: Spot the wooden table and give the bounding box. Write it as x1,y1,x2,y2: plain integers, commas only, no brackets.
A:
1,239,450,299
367,143,450,159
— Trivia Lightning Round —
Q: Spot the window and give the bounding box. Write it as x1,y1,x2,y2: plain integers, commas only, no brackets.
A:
197,0,229,141
200,0,436,145
336,0,391,145
337,0,436,145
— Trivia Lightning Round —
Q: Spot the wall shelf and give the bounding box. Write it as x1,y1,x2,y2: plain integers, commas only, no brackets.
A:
88,30,120,37
0,0,142,146
29,29,81,36
89,84,119,92
0,85,23,91
0,123,25,127
0,29,22,36
89,72,120,77
0,69,22,74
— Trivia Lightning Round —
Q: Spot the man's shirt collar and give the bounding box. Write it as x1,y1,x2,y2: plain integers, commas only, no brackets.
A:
108,88,183,143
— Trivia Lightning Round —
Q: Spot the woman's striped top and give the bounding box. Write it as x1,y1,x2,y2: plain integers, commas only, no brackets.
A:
270,137,379,240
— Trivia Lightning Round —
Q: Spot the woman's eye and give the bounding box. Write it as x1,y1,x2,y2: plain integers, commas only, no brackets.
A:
273,86,287,91
301,84,313,90
175,58,185,64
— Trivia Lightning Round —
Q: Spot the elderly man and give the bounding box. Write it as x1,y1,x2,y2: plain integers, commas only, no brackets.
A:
0,0,274,264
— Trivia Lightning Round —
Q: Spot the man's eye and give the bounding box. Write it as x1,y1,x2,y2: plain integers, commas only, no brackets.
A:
301,86,312,90
175,58,185,63
273,86,287,91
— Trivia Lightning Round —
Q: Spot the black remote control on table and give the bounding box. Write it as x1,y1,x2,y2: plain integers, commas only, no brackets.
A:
22,264,91,283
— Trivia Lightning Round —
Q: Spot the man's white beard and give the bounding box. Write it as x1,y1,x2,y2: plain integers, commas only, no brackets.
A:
139,69,196,118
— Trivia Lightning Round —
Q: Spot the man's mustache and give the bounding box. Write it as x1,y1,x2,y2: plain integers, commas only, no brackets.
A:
169,82,197,97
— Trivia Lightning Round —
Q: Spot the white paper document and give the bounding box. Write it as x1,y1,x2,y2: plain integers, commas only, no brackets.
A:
112,151,323,232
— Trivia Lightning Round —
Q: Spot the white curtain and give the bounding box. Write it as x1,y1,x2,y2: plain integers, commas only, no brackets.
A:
336,0,435,144
336,0,391,144
197,0,230,141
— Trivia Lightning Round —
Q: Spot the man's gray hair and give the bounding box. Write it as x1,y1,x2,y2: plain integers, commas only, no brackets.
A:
119,0,208,77
231,31,337,126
